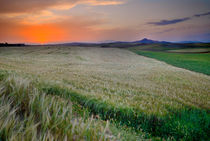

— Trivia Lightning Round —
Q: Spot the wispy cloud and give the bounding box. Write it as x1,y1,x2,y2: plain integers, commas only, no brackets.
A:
86,0,124,6
0,0,125,14
194,11,210,17
148,11,210,26
148,17,191,26
0,0,125,27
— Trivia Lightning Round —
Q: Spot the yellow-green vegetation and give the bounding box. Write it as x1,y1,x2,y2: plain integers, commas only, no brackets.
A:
0,46,209,140
127,43,210,75
167,48,210,53
130,50,210,75
0,72,114,141
0,71,148,141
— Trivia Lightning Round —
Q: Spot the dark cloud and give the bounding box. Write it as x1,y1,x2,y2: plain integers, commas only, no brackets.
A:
194,11,210,17
148,11,210,26
148,17,191,26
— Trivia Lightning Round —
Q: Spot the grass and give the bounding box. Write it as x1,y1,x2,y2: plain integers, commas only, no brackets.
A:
0,70,151,141
130,50,210,75
0,46,210,140
0,73,113,141
41,84,210,140
167,48,210,53
1,70,209,140
125,43,210,52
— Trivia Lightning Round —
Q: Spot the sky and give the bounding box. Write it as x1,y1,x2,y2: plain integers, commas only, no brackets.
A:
0,0,210,43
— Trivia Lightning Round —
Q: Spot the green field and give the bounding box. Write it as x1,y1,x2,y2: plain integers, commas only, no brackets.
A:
0,46,209,140
125,43,210,52
130,50,210,75
167,48,210,53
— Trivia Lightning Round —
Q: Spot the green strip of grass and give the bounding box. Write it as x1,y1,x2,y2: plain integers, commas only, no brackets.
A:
131,50,210,75
41,84,210,140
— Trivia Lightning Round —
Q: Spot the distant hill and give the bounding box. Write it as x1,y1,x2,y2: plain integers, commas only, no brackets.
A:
133,38,170,44
55,38,169,46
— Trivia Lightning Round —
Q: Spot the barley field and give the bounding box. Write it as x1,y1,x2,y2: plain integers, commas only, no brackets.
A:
0,46,209,140
0,74,118,141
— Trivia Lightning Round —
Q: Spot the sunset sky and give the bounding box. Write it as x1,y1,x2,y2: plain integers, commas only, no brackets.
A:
0,0,210,43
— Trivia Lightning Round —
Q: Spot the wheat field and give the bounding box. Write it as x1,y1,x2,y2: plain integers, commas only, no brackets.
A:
0,46,209,140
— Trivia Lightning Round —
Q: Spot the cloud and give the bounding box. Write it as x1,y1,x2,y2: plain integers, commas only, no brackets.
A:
0,0,128,43
148,17,191,26
87,0,124,6
148,11,210,26
0,0,124,14
194,11,210,17
0,0,125,29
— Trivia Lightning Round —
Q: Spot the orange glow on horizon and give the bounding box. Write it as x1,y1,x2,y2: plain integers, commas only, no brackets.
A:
20,24,66,43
